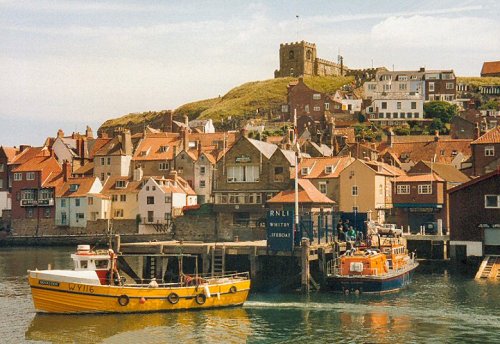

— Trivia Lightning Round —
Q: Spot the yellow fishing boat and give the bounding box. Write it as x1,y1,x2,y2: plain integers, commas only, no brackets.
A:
28,245,250,314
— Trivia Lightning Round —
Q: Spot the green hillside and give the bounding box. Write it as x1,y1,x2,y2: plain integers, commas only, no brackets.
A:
99,75,354,133
457,76,500,86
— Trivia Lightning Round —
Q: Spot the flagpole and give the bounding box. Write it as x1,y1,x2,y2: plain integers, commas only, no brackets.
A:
294,109,299,234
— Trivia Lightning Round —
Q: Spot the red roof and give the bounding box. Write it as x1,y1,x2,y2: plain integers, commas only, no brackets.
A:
57,177,98,197
267,179,335,204
471,126,500,145
481,61,500,76
12,156,60,173
0,146,19,161
395,173,444,182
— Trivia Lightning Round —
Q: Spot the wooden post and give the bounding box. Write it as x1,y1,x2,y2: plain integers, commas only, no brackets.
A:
249,254,259,279
443,241,448,260
202,253,210,274
301,238,310,293
318,247,325,276
113,234,121,253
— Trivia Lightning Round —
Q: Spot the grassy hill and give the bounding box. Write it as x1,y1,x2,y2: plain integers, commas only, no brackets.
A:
99,75,354,134
457,76,500,86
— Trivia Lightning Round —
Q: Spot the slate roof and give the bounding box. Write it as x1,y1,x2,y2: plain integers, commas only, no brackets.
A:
247,138,278,159
413,161,470,184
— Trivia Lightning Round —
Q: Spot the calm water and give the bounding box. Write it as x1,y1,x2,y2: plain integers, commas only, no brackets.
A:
0,247,499,344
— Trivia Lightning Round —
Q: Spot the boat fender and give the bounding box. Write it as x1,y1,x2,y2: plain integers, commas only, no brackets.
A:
354,289,360,295
384,261,389,273
344,289,349,295
167,292,179,304
139,297,146,304
118,294,129,306
195,293,206,305
204,285,211,298
229,286,237,294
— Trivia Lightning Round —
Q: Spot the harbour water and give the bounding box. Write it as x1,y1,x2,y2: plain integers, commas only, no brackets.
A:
1,247,499,343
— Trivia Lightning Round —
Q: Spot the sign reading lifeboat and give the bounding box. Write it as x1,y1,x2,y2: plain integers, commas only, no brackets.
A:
267,210,294,252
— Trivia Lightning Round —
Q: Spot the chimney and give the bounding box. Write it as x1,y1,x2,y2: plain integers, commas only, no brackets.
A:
240,128,248,138
85,126,94,138
388,130,394,147
57,129,64,138
121,130,132,155
184,115,189,128
419,67,425,72
19,145,31,152
474,123,481,140
133,166,143,181
434,130,439,142
164,112,173,133
62,160,71,182
197,140,202,156
169,170,179,185
182,128,190,151
173,145,177,170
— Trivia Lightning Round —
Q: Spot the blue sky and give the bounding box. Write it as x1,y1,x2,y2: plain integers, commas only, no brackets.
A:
1,0,499,146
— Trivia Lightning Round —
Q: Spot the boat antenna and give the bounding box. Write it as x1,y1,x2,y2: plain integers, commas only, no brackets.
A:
293,109,300,241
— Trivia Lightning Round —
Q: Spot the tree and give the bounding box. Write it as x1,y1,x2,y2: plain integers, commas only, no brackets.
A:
479,100,499,111
429,118,448,134
424,101,459,123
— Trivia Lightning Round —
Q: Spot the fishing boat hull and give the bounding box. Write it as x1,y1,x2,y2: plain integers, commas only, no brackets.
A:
29,272,250,314
325,263,418,294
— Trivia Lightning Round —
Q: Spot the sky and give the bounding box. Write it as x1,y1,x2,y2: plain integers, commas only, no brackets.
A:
1,0,499,146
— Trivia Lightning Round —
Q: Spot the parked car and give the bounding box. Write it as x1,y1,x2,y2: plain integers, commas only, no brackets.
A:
375,223,403,237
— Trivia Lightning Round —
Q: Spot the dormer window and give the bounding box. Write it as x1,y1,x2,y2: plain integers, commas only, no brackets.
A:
159,145,169,153
188,141,196,148
139,147,151,157
115,180,127,188
325,165,333,174
301,167,310,176
69,184,79,192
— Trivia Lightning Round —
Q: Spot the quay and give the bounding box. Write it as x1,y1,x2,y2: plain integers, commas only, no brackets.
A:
117,236,336,292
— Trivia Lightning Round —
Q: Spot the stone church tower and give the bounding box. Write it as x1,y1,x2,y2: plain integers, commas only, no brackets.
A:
274,41,345,78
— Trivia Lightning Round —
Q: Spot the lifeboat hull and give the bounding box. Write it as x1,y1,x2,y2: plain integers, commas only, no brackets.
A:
325,263,418,294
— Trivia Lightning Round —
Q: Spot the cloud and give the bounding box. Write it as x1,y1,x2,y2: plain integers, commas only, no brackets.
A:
0,0,165,12
300,5,484,25
371,15,500,52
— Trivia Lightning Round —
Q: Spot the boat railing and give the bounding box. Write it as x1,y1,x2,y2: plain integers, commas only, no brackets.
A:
121,271,249,288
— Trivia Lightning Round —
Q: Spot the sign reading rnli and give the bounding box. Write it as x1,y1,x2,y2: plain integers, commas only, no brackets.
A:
267,210,294,252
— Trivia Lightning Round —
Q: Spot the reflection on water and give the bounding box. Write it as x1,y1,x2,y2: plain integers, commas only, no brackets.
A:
26,308,251,343
0,247,499,343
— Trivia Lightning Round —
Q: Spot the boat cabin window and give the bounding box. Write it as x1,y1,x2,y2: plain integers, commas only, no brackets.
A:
95,260,109,269
80,260,88,269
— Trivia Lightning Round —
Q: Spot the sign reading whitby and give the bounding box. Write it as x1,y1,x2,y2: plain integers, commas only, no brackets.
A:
267,210,294,252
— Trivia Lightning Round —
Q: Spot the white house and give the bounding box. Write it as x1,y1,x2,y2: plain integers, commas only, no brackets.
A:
138,173,197,234
55,177,104,228
188,119,215,133
366,93,425,126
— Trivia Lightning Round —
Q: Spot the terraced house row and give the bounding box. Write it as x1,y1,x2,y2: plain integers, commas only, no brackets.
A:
1,122,498,245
